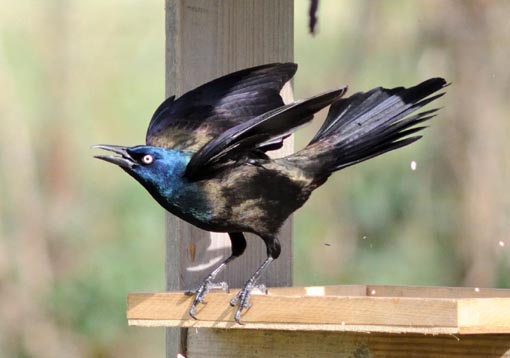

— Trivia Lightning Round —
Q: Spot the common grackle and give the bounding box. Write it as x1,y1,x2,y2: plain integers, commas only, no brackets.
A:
94,63,446,323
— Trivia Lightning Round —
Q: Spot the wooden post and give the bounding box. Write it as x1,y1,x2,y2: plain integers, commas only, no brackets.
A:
164,1,293,356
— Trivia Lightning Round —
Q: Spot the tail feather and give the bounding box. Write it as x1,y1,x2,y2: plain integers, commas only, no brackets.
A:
332,136,421,171
288,78,447,180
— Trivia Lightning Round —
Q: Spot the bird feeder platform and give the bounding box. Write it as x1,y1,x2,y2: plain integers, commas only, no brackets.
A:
128,285,510,357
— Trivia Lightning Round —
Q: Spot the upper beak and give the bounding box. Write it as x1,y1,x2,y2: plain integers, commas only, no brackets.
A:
92,144,137,169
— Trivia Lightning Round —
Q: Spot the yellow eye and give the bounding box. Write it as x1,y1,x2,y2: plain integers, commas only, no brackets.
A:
142,154,153,164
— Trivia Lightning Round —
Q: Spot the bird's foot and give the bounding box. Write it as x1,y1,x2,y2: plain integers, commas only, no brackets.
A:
185,279,229,319
230,283,267,324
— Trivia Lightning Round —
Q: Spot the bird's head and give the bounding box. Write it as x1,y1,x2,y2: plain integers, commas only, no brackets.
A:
93,144,191,195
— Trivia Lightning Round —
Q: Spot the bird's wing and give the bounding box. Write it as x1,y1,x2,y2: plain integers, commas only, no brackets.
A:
146,63,297,151
185,87,347,180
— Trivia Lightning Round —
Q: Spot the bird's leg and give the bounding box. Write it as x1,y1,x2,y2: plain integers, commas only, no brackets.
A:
230,255,274,322
185,232,246,319
230,235,280,324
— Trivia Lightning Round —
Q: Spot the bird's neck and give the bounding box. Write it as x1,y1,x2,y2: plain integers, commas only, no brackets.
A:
132,150,212,224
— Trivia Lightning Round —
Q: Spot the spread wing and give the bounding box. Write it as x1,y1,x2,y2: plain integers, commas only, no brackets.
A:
185,87,347,180
146,63,297,151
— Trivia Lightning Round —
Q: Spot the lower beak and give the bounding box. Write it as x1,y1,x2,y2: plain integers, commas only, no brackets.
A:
92,144,136,169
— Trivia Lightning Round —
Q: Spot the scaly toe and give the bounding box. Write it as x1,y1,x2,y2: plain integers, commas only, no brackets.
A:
229,294,239,307
252,284,267,294
189,307,199,320
230,288,246,307
187,279,231,319
234,307,245,324
207,281,229,292
230,285,254,323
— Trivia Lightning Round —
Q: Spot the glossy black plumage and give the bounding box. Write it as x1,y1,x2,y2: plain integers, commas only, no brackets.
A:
94,63,447,323
146,63,298,151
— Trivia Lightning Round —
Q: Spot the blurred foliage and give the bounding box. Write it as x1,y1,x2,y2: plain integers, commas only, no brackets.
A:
1,1,166,356
293,0,510,291
1,0,509,357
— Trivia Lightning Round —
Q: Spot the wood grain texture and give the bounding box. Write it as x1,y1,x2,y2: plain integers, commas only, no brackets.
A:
185,329,510,358
165,0,294,295
128,285,510,334
164,1,293,356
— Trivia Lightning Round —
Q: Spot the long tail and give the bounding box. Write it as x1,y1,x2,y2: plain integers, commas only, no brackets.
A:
286,78,447,182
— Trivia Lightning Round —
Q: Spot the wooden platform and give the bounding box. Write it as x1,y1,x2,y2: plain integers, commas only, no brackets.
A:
129,285,510,357
128,285,510,334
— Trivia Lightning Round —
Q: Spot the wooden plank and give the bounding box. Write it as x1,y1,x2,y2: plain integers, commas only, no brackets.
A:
127,285,510,334
458,299,510,334
247,284,510,298
128,293,458,334
185,329,510,358
164,1,293,356
366,285,510,298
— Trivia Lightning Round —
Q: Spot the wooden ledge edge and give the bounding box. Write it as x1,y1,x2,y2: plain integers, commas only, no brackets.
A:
128,319,462,335
127,285,510,333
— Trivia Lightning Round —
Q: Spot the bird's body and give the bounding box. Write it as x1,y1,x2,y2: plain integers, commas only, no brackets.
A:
133,147,314,237
203,159,314,237
94,63,447,323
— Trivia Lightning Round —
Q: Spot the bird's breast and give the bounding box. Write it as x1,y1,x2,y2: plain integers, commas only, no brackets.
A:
197,163,311,235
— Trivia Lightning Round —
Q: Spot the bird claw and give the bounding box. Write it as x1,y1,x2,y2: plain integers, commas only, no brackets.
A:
230,283,268,324
186,279,229,319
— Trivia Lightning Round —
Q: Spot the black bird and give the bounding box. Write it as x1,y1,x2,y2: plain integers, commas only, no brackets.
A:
94,63,446,323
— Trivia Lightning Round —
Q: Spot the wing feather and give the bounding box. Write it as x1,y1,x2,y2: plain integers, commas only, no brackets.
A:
185,87,347,180
145,63,297,151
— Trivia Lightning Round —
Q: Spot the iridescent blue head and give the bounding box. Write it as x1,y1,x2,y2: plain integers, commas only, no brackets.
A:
94,144,190,182
93,144,211,222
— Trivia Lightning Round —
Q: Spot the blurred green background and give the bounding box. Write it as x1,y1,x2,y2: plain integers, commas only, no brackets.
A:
1,0,509,356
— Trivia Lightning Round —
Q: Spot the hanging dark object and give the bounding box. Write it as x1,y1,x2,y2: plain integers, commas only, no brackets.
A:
309,0,320,34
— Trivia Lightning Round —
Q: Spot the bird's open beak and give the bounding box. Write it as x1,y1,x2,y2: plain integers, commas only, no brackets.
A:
92,144,137,169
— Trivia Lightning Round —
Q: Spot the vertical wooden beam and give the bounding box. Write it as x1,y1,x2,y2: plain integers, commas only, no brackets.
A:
165,1,293,356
